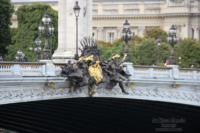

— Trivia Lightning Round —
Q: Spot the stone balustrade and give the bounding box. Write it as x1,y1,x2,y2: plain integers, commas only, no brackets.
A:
0,62,58,77
124,63,200,82
1,62,200,81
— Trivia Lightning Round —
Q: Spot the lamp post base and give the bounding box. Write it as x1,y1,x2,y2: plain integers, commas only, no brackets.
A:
168,56,176,65
74,54,79,60
52,50,77,64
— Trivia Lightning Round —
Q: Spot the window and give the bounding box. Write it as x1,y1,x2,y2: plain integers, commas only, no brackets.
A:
144,9,160,14
108,32,114,43
103,9,118,15
168,0,185,7
124,9,139,14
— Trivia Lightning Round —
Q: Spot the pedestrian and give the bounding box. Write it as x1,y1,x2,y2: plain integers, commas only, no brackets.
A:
164,59,170,67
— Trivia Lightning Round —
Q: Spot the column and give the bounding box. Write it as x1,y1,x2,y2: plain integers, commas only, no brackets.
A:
194,27,199,40
53,0,93,63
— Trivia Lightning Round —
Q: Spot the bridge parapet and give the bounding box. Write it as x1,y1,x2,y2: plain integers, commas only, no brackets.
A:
124,63,200,81
0,62,46,77
0,62,200,81
132,65,172,79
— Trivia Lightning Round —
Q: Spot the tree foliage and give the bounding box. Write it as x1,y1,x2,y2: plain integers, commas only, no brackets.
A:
130,40,171,66
98,28,200,68
0,0,13,56
98,38,171,66
97,36,200,68
97,40,123,60
6,4,58,61
157,42,171,65
144,27,168,42
175,39,200,68
131,39,158,65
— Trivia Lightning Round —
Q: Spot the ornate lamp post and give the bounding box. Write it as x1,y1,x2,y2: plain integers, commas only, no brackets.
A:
122,19,132,61
156,37,161,65
15,49,25,62
178,56,182,66
38,13,54,60
156,38,161,46
73,1,81,60
167,25,177,65
29,37,42,61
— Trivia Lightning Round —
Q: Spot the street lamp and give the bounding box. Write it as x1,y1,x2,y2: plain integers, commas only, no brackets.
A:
167,25,177,65
30,37,42,61
73,1,81,60
156,38,161,65
156,38,161,46
178,56,182,65
122,19,132,61
38,13,54,60
15,49,25,62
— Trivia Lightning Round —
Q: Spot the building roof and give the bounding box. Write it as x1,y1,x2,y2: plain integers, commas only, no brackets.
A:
94,0,165,1
12,0,165,3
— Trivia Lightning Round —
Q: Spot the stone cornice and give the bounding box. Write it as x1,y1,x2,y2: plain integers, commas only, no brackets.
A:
0,78,200,106
93,13,200,20
11,0,57,4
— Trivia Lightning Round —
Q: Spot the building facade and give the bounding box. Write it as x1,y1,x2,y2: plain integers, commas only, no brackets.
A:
11,0,200,42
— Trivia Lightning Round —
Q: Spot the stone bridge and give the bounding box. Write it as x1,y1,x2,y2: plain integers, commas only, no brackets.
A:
0,62,200,106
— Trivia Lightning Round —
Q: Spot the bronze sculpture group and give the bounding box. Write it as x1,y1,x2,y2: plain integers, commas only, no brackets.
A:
61,37,130,97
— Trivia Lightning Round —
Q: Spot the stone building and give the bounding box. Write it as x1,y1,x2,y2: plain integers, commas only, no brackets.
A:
11,0,200,42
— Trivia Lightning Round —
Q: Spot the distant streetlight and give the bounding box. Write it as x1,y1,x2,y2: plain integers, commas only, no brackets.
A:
73,1,81,60
15,49,25,62
29,37,42,61
156,37,161,65
38,13,54,60
178,56,182,65
167,25,177,65
156,38,161,46
122,19,132,61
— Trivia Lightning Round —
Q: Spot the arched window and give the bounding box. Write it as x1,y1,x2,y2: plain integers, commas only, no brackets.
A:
108,32,114,43
191,28,195,39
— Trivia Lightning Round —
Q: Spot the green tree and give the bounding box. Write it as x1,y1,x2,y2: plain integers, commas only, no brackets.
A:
97,40,123,60
175,39,200,68
135,39,158,65
0,0,13,57
129,38,171,65
6,4,58,61
157,42,171,65
98,38,171,66
144,27,168,42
